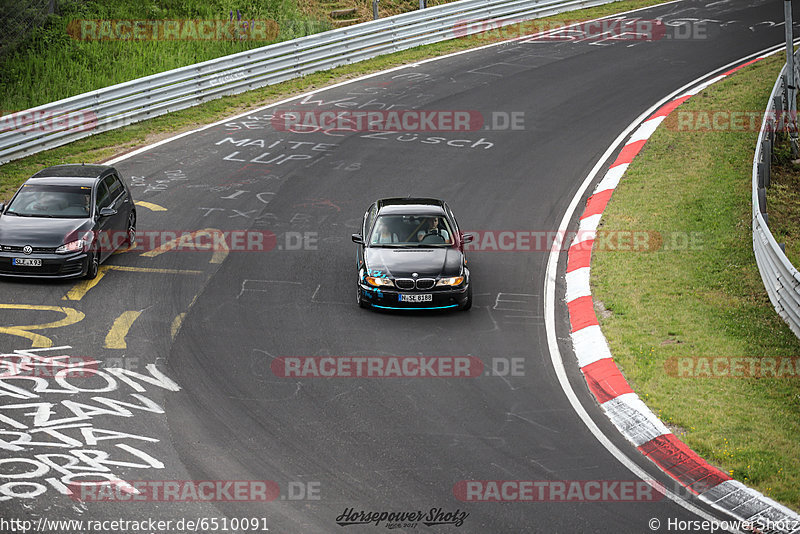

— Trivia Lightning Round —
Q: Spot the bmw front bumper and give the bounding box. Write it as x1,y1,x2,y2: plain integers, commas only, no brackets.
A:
358,282,470,310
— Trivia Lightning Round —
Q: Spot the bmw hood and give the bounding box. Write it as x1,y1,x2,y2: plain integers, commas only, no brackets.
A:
0,216,92,248
364,247,463,279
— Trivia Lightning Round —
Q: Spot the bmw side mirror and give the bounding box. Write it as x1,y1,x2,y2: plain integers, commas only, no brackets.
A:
351,233,364,244
0,203,5,214
462,233,474,244
99,207,117,217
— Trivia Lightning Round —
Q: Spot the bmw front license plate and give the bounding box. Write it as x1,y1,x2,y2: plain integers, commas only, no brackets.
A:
12,258,41,267
399,293,432,303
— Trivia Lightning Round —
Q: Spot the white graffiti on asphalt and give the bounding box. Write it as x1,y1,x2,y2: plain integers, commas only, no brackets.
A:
0,346,180,501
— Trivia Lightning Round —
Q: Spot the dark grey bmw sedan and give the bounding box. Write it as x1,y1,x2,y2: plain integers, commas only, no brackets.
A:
352,198,474,311
0,164,136,279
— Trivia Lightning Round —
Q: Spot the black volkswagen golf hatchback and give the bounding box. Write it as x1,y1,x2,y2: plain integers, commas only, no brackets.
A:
0,164,136,279
352,198,473,311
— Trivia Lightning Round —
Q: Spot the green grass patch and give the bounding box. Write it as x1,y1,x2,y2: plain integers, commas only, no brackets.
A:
0,0,664,199
592,52,800,509
0,0,330,111
767,135,800,267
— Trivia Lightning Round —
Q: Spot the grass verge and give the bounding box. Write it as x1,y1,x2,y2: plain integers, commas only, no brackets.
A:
0,0,663,199
767,135,800,268
592,52,800,509
0,0,330,110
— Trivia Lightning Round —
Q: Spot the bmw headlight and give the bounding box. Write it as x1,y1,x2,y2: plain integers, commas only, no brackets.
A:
365,276,394,288
436,276,465,287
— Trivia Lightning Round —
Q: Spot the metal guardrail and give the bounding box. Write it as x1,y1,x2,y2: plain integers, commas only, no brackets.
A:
0,0,613,164
752,52,800,339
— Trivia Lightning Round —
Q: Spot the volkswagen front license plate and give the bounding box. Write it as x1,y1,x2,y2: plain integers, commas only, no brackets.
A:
13,258,42,267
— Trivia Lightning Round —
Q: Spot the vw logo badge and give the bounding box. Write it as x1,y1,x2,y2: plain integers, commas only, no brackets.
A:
22,245,32,255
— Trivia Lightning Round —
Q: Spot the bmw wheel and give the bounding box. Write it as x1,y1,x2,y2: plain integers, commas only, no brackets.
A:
357,287,368,309
462,285,472,311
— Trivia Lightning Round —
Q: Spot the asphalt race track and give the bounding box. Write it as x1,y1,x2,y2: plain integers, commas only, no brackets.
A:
0,1,795,532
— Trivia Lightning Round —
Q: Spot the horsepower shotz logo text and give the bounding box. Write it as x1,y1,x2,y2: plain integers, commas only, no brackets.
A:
335,507,469,527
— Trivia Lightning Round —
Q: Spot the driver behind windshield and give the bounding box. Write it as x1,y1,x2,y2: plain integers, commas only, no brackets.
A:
27,192,68,212
416,216,450,243
369,215,453,245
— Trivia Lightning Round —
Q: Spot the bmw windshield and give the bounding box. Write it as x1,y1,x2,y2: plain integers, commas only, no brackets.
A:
368,215,454,247
5,184,92,218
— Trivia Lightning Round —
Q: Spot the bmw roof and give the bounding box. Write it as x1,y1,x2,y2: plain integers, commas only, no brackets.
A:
376,198,447,215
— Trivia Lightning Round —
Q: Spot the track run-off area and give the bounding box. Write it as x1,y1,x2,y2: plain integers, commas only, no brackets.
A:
0,1,796,532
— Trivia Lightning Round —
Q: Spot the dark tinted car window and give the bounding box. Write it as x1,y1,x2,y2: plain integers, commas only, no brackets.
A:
369,215,453,245
364,204,377,237
103,174,123,201
96,182,111,210
5,184,92,218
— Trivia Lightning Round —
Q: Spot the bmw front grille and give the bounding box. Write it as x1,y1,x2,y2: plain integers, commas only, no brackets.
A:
395,278,436,290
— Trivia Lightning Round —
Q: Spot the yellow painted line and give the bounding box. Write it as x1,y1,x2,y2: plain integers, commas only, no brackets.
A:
170,312,186,340
171,294,200,341
104,310,143,349
0,304,85,348
105,265,203,274
140,228,229,264
63,265,202,301
63,265,111,301
113,243,136,255
135,201,167,211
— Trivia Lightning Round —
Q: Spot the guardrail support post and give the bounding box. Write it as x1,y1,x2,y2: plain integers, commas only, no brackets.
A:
420,0,427,8
775,96,785,134
373,0,379,20
763,137,772,178
758,187,767,213
758,161,769,189
785,0,798,156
